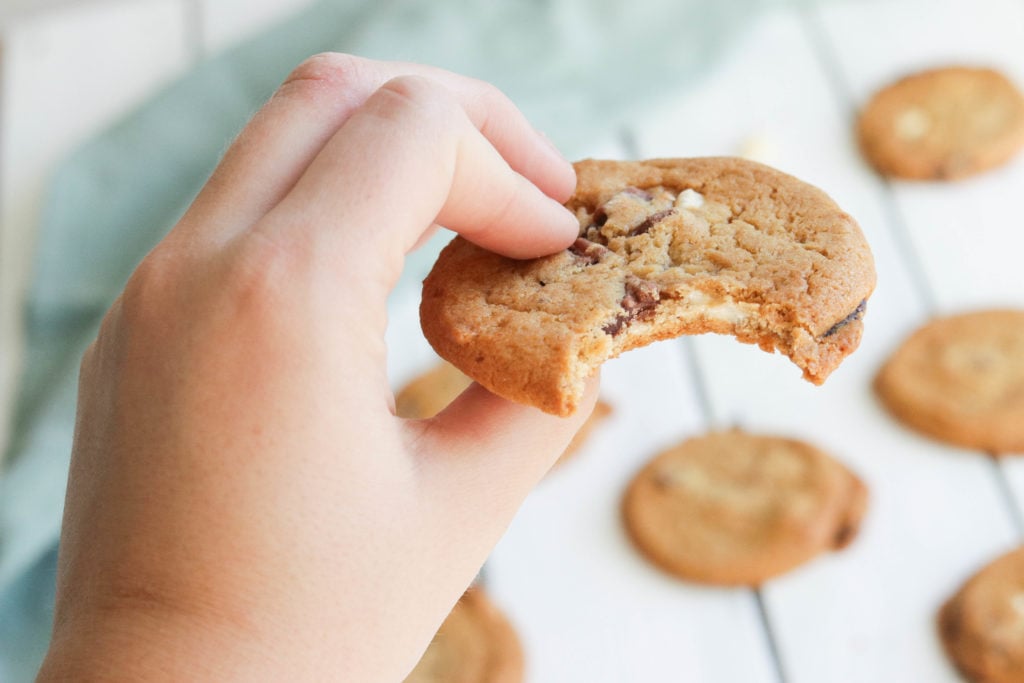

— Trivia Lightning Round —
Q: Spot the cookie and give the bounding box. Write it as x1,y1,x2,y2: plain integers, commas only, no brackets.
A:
875,310,1024,453
858,66,1024,180
395,360,612,465
939,546,1024,683
405,589,523,683
421,158,875,416
396,361,474,420
621,430,867,586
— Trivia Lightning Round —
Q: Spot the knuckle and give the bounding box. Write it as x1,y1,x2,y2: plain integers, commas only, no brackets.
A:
279,52,364,99
219,232,298,323
120,250,178,326
371,75,461,127
79,339,98,375
473,80,506,109
469,81,509,138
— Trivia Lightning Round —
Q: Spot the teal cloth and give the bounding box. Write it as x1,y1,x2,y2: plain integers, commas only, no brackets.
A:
0,0,782,678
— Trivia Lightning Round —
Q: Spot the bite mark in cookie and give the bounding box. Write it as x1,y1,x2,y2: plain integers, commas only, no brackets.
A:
823,299,867,338
421,158,876,416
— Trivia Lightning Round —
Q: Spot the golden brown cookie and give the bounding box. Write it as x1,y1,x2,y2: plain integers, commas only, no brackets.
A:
621,430,867,586
421,158,875,416
939,546,1024,683
858,66,1024,180
396,361,474,420
395,361,612,465
405,589,524,683
875,310,1024,454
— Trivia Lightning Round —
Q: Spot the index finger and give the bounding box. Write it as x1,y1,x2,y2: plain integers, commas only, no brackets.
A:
175,53,575,246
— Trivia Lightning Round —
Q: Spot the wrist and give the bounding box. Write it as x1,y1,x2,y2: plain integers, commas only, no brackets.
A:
39,607,288,682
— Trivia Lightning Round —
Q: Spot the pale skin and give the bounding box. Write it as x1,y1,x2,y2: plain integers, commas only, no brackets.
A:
37,53,598,682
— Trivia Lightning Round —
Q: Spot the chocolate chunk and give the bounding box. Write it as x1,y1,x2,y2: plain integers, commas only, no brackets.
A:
822,299,867,338
602,315,627,336
630,209,676,236
603,276,660,335
592,207,608,227
569,237,609,265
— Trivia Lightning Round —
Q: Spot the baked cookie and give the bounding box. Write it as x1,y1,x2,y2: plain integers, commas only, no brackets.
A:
395,360,612,465
621,430,867,586
396,361,474,420
875,310,1024,454
858,66,1024,180
421,158,875,416
939,546,1024,683
405,589,523,683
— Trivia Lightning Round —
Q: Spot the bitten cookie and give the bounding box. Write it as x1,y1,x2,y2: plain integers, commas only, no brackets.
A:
858,66,1024,180
875,310,1024,453
939,546,1024,683
405,589,523,683
395,360,612,466
421,158,875,416
621,430,867,586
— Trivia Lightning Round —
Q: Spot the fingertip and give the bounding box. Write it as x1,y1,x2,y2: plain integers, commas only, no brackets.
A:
557,161,578,204
520,196,581,258
533,130,578,203
495,176,580,259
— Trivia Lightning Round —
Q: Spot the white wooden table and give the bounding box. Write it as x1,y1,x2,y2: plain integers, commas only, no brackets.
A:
3,1,1024,681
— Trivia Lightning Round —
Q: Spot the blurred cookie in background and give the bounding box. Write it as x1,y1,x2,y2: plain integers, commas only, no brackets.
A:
858,66,1024,180
395,361,613,466
405,589,524,683
622,430,867,586
396,361,474,420
939,546,1024,683
875,310,1024,454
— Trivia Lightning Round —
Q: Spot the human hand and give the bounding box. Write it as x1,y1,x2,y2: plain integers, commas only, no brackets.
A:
38,53,598,682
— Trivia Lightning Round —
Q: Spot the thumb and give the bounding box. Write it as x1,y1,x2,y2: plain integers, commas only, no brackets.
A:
406,374,600,538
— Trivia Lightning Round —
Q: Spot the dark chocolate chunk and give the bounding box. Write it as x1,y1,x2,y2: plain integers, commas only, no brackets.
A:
630,209,676,236
822,299,867,338
568,237,609,265
602,315,628,336
603,276,660,335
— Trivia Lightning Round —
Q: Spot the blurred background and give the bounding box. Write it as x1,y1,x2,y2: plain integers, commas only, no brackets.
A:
1,0,1023,681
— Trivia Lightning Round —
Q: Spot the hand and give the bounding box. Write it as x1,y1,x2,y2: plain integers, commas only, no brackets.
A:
38,53,598,682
